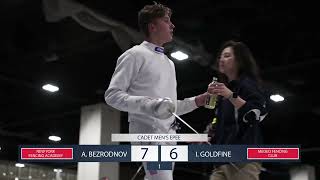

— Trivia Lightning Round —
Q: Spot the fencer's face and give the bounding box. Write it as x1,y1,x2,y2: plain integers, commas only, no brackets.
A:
149,14,175,44
218,47,237,75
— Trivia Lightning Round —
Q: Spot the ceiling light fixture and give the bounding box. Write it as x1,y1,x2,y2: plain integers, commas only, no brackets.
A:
270,94,284,102
15,163,25,168
170,51,189,61
48,135,61,142
42,84,59,93
53,169,63,173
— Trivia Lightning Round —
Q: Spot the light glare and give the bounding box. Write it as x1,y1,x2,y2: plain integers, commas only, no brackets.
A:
170,51,189,60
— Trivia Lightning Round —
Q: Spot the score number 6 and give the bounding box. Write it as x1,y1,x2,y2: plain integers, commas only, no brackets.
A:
170,148,177,159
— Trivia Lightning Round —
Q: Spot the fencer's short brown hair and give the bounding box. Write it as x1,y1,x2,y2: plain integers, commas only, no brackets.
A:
138,2,172,37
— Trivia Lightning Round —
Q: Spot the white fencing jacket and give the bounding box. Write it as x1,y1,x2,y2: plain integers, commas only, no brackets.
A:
105,41,198,133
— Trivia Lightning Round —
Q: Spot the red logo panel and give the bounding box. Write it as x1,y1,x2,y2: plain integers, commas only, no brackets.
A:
247,148,299,160
21,148,73,160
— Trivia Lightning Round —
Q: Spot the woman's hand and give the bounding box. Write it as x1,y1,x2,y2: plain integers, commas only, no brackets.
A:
207,83,233,99
208,83,246,109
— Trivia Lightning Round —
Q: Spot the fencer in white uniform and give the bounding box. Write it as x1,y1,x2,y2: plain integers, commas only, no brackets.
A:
104,3,207,180
105,41,202,180
105,41,199,134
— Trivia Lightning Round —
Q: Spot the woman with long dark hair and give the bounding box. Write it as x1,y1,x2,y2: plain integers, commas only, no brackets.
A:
207,40,269,180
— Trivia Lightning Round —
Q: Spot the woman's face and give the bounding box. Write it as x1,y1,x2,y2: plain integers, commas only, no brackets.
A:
218,46,237,76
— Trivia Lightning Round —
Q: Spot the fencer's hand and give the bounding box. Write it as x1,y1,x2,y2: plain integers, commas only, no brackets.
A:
152,97,176,119
195,92,210,107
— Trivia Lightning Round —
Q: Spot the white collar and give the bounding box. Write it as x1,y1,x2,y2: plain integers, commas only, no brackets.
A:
141,41,165,54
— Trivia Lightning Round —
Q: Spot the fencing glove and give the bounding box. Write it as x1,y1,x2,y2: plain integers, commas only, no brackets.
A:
142,97,176,119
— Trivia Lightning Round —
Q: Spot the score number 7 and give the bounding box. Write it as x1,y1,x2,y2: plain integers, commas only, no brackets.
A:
141,148,148,159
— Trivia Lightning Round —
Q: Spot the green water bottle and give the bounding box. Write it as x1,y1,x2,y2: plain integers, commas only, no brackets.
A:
205,77,218,109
